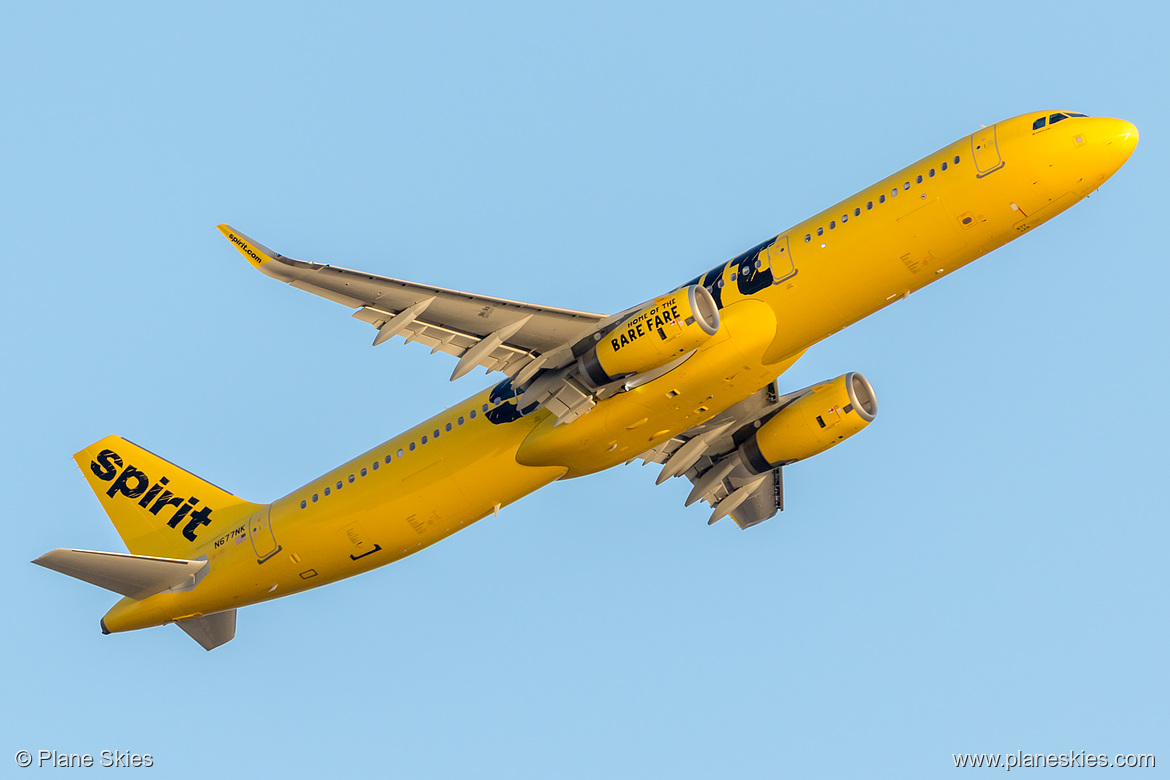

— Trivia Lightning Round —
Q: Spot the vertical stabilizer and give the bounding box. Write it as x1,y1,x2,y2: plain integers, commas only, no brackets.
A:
73,436,263,558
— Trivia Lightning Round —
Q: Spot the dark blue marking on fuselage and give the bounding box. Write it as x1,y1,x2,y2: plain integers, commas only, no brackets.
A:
731,238,775,296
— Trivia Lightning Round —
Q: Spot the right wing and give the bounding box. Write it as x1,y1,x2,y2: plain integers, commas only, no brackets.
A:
636,371,815,529
219,225,608,381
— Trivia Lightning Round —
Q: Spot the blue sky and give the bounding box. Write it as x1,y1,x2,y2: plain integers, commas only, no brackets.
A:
2,2,1166,777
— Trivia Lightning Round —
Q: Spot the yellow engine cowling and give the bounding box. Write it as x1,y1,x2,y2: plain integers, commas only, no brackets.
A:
741,373,878,472
578,284,720,387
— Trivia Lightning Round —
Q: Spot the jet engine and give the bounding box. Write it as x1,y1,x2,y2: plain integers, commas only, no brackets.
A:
578,284,720,387
740,372,877,472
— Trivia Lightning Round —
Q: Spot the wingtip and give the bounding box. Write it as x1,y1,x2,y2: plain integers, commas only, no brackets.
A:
217,224,277,269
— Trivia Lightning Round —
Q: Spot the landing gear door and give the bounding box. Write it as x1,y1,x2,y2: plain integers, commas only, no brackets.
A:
249,506,281,564
970,125,1004,177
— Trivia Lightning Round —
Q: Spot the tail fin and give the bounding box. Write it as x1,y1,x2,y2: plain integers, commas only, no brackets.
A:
73,436,263,558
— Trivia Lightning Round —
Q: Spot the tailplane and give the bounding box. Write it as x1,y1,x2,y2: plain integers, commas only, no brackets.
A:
176,611,237,651
32,548,237,650
32,548,208,599
36,436,260,650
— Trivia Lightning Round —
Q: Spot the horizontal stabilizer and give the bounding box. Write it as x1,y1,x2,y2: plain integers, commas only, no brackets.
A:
32,549,208,600
176,610,236,651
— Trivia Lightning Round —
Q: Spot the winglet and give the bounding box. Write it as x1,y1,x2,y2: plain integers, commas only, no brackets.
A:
217,224,279,269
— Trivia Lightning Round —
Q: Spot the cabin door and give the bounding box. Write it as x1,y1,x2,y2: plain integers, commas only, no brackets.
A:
970,125,1004,177
764,235,796,284
249,506,281,563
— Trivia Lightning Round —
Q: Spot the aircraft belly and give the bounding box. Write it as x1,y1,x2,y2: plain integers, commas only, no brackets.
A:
102,421,567,632
270,432,565,588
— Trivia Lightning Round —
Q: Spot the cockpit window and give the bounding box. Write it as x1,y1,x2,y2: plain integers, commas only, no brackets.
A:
1035,112,1087,132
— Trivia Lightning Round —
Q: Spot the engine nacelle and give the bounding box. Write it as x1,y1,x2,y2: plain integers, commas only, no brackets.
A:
578,284,720,387
741,372,877,472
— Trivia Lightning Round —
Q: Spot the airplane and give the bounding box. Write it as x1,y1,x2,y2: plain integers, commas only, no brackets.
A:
35,111,1137,650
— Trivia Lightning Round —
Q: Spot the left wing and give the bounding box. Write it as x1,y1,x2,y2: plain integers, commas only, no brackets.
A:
218,225,607,381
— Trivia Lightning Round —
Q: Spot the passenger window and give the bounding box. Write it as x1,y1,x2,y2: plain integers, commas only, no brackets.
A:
482,404,489,412
360,468,367,477
397,448,404,457
421,436,427,444
433,429,440,438
446,423,452,432
1033,116,1046,130
829,220,835,229
324,487,331,496
817,227,824,236
373,461,379,470
891,188,898,197
866,201,873,210
954,155,960,164
854,207,861,216
904,181,910,190
336,481,342,489
941,161,947,171
916,175,923,184
312,494,318,503
300,500,307,509
804,234,811,242
841,214,847,223
879,194,885,203
348,474,355,483
409,442,416,451
470,410,476,419
385,453,393,463
458,416,464,425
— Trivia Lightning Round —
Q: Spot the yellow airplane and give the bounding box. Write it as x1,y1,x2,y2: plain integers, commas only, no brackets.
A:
35,111,1137,650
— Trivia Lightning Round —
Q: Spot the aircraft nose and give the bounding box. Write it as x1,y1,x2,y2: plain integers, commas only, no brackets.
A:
1104,118,1139,162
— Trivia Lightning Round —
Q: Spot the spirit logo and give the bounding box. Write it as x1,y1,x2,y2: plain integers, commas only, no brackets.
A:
90,449,213,542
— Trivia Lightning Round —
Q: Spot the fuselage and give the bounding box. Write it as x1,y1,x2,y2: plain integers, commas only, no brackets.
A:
102,111,1138,633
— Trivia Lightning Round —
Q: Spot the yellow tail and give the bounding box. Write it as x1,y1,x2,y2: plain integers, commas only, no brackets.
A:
73,436,263,558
